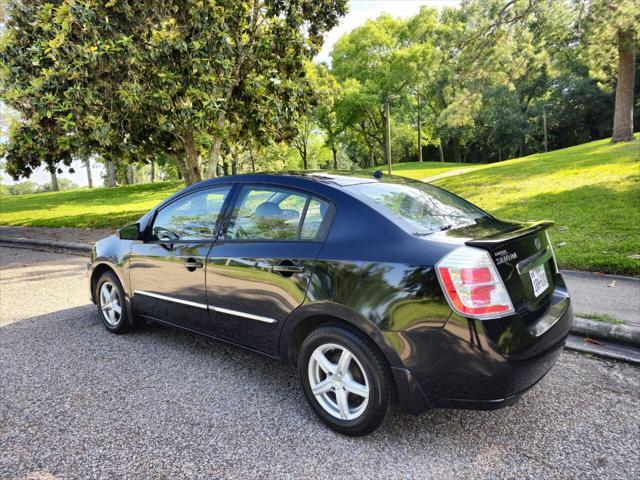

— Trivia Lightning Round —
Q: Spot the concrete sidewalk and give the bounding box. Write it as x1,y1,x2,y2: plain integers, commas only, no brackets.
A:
563,271,640,326
0,226,114,245
1,226,638,327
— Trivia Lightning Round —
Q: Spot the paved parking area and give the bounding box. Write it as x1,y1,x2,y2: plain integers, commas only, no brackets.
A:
1,246,639,479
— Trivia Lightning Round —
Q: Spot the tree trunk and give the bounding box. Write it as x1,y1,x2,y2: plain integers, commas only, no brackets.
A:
182,129,203,185
84,158,93,188
302,144,308,170
231,158,238,175
149,160,155,183
222,161,229,176
611,28,636,143
207,112,226,178
50,170,59,192
250,149,256,173
125,164,135,185
332,145,338,170
368,145,375,167
519,134,526,157
207,137,223,178
438,143,445,162
105,159,116,187
451,138,462,163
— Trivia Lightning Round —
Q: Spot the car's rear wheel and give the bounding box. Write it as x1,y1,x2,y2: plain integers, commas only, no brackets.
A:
299,325,393,436
95,272,130,334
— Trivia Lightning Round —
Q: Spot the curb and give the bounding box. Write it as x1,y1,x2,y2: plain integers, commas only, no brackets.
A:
572,316,640,346
560,269,640,282
565,334,640,365
0,236,92,254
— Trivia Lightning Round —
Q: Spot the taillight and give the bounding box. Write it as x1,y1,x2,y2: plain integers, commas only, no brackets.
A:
436,246,515,319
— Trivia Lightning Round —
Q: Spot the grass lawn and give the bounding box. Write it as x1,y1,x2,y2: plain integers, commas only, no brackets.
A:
431,135,640,276
0,181,183,229
366,160,480,181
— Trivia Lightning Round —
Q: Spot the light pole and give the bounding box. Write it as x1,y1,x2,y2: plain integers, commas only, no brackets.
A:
417,94,423,163
385,94,400,175
542,103,552,153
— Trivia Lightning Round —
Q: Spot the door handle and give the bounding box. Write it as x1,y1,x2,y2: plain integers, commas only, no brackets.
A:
270,263,305,274
184,258,204,271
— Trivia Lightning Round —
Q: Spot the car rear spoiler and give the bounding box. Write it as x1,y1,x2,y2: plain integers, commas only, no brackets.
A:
465,221,555,248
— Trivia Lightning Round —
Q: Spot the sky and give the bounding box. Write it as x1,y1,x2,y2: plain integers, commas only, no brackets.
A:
1,0,459,188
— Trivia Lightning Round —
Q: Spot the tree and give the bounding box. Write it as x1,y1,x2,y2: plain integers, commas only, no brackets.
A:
582,0,638,142
313,64,344,169
291,118,315,170
0,0,347,184
7,180,39,195
39,177,78,192
332,14,430,167
84,158,93,188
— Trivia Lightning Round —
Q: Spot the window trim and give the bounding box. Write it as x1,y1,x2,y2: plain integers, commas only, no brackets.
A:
143,184,236,244
219,183,335,244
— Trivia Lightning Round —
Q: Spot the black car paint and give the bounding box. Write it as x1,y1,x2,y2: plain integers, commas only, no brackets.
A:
89,172,572,414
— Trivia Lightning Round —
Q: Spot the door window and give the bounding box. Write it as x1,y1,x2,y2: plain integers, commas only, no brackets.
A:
151,187,230,241
225,187,330,241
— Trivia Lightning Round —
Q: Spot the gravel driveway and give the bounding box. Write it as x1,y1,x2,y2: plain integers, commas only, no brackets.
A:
1,246,639,479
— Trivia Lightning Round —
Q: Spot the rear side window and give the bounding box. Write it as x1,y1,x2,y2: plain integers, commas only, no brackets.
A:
225,186,330,241
348,181,488,236
300,198,328,240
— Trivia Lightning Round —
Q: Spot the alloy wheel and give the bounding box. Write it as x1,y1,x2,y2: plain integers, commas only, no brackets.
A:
99,281,122,327
308,343,370,421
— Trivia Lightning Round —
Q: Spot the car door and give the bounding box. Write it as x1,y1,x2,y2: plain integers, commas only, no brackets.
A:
205,184,333,354
129,185,232,334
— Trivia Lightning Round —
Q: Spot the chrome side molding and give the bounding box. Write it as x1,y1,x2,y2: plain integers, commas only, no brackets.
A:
134,290,278,324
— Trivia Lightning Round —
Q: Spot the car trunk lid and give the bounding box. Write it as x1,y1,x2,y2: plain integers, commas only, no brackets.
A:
466,220,557,315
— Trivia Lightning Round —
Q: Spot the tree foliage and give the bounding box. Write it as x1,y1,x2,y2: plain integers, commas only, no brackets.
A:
0,0,347,184
317,0,637,167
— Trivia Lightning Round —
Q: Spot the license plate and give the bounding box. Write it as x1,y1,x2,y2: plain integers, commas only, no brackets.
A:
529,264,549,297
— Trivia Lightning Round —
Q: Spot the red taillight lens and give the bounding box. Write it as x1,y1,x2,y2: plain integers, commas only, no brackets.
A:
436,246,515,319
460,267,492,285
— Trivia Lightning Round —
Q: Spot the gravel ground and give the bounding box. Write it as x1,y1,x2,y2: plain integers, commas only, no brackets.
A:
1,246,639,479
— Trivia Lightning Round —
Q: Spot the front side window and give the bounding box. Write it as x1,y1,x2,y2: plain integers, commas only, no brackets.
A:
226,186,330,241
151,187,230,241
347,181,488,236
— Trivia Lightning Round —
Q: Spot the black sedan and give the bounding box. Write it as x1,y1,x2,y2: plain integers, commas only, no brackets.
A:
88,172,572,436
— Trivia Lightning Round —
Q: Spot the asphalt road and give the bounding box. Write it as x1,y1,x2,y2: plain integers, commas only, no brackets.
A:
1,246,639,479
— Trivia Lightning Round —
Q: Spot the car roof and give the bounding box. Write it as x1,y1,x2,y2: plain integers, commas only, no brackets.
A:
185,171,379,189
180,170,434,195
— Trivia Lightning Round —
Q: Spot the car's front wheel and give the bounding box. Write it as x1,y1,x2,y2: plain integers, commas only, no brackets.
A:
299,325,393,436
95,272,130,334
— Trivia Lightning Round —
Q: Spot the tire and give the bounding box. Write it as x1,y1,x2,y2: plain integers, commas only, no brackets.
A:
299,325,393,436
95,271,131,334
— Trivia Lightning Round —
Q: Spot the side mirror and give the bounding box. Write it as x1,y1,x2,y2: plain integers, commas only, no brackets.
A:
119,223,141,241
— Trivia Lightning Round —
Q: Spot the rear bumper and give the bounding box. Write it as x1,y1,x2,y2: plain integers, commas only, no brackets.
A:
390,276,572,415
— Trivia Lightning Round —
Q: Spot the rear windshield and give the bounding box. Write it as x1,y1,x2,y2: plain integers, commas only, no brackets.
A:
347,180,489,236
